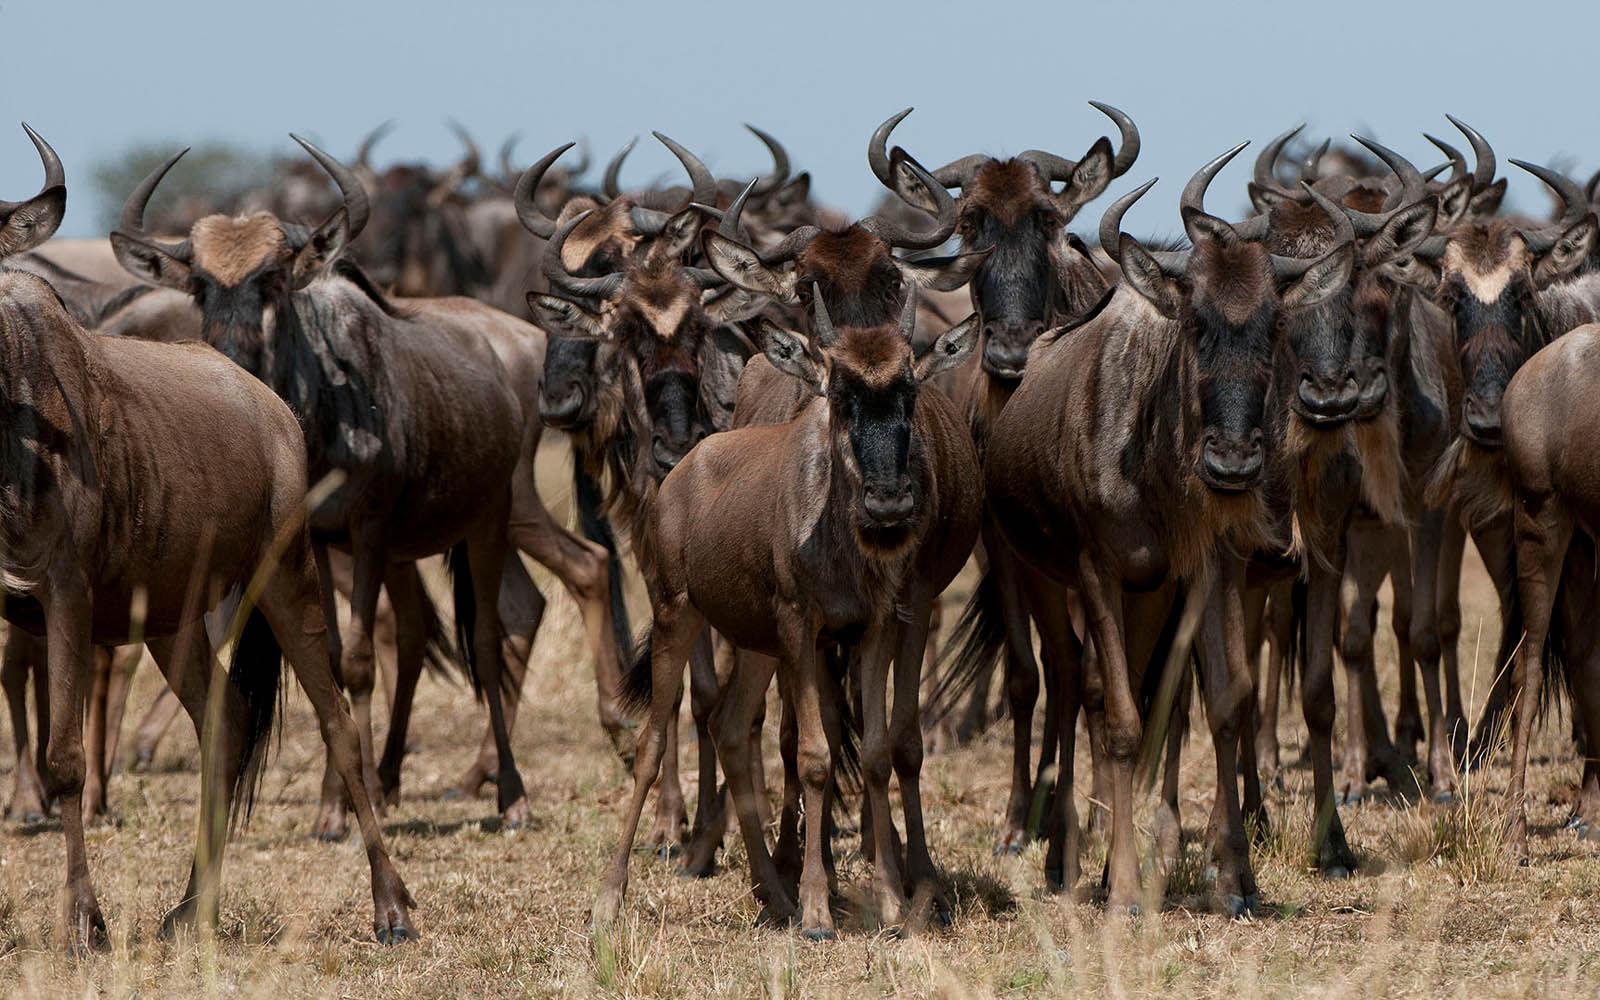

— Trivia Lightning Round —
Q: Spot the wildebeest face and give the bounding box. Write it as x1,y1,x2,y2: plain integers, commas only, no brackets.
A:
539,336,601,429
1437,218,1596,444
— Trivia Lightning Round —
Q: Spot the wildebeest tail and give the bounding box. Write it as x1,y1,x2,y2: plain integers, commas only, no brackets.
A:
227,606,284,823
1136,585,1195,788
1283,576,1307,698
414,575,467,684
575,459,634,673
827,644,862,802
445,541,488,700
928,567,1007,722
621,629,654,715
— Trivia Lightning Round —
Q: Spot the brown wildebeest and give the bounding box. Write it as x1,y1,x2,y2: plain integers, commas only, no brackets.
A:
0,125,413,948
983,146,1354,914
591,277,979,938
869,103,1136,851
1500,323,1600,856
108,136,564,832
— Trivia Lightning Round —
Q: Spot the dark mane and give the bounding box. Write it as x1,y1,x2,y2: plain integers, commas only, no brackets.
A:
89,283,162,328
332,257,414,319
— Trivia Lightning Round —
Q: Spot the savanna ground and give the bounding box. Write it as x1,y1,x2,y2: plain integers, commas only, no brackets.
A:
3,439,1600,998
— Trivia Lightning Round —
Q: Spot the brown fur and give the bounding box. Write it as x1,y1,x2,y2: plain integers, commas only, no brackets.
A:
1191,239,1275,326
963,160,1052,226
190,214,286,284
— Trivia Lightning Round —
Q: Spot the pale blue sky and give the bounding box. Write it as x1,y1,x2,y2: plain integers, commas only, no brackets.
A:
3,0,1589,238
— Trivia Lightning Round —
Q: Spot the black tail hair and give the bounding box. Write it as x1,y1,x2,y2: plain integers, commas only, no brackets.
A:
1135,585,1194,788
826,644,862,803
574,457,634,671
621,628,654,715
446,541,486,700
227,606,284,823
928,568,1007,722
1283,576,1306,699
415,574,467,684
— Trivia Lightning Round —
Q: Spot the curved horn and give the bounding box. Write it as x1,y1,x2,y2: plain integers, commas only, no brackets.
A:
1587,168,1600,208
18,123,65,197
1511,158,1590,251
1182,141,1250,220
1447,115,1496,189
1270,182,1354,280
686,266,728,290
446,119,481,177
542,210,625,299
115,147,193,257
1339,135,1426,236
291,134,371,240
857,150,958,250
899,278,918,339
867,108,913,190
652,132,715,208
627,206,673,236
1424,133,1468,187
1253,125,1303,197
1304,138,1331,180
601,137,636,201
498,132,522,184
513,142,575,239
1089,100,1141,178
745,124,790,196
810,280,835,343
567,138,590,178
713,178,758,241
355,120,395,168
756,225,821,266
1099,177,1188,275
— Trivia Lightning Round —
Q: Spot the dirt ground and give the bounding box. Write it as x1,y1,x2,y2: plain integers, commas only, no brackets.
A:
3,439,1600,998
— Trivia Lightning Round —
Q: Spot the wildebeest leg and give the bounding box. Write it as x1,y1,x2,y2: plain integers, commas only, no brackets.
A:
681,629,726,876
147,622,249,937
774,689,801,892
375,563,427,804
100,645,140,777
462,511,527,826
39,587,105,952
710,647,793,919
1033,582,1083,893
81,647,114,822
1254,581,1292,784
1436,509,1468,762
313,530,388,839
781,616,837,941
1409,508,1458,799
1155,669,1188,879
1082,640,1112,839
3,630,45,822
1387,527,1423,764
130,687,182,772
1560,541,1600,839
449,554,545,798
990,533,1041,855
592,594,704,929
646,702,688,855
1467,515,1519,766
1194,559,1259,917
1305,555,1357,877
508,483,629,762
856,622,909,928
1505,493,1573,862
891,580,947,912
1074,551,1140,913
257,546,416,944
1338,519,1404,803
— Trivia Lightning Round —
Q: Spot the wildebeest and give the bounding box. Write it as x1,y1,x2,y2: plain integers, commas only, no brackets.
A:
0,125,413,947
981,146,1353,913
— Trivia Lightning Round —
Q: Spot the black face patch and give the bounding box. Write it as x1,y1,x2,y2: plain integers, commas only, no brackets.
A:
831,366,916,491
1192,301,1274,441
540,335,600,427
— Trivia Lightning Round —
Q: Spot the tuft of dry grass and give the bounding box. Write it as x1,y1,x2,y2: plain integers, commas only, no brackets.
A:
0,439,1598,997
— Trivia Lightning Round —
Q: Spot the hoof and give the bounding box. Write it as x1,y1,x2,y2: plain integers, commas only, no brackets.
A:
1577,823,1600,842
1045,866,1065,893
800,925,836,943
1222,893,1257,919
312,828,349,843
441,786,466,800
501,798,532,830
1322,864,1351,880
1432,790,1457,806
676,862,716,880
375,923,417,946
128,749,154,773
1107,901,1140,918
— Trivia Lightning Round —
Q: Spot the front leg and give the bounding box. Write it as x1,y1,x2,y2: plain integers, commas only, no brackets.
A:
777,607,836,941
314,530,388,839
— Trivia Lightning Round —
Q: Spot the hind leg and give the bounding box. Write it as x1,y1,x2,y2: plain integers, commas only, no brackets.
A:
375,563,428,804
1195,559,1259,917
681,629,727,877
130,687,182,772
313,532,388,839
260,543,415,943
450,553,544,798
1410,508,1459,799
711,648,792,917
988,531,1040,855
100,645,140,777
3,631,46,822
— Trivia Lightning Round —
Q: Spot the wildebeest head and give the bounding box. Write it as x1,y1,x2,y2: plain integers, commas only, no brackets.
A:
529,205,749,478
758,282,976,545
701,149,986,336
870,103,1136,378
0,125,66,260
1101,144,1354,492
109,135,369,380
1422,157,1597,446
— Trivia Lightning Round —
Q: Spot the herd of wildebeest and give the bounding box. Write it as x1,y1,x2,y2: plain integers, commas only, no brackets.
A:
1,101,1599,951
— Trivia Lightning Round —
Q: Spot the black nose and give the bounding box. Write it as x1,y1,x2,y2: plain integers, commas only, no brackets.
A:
539,385,586,426
1462,393,1502,442
981,322,1045,376
863,483,915,525
651,438,683,474
1202,431,1264,488
1297,371,1361,422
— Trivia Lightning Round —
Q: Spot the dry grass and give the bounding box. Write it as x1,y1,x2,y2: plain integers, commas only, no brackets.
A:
4,441,1600,997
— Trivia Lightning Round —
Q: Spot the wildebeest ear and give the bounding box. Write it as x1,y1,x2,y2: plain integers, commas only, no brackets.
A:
1532,214,1598,288
1181,206,1238,246
1058,137,1114,217
1281,243,1354,309
1467,178,1506,220
290,208,349,289
702,285,766,324
698,324,756,431
702,231,799,303
757,318,823,394
657,206,703,261
776,172,811,206
1247,182,1299,215
109,231,192,290
898,249,988,292
1363,199,1437,267
915,313,979,382
528,292,610,340
1435,178,1472,230
1373,255,1440,295
1117,236,1182,319
890,149,942,216
0,187,66,257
